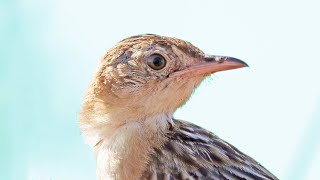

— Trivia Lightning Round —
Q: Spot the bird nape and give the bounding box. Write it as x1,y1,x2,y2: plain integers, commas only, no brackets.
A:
79,34,278,180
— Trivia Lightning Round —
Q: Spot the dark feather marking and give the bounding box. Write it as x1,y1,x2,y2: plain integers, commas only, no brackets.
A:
220,168,248,180
141,119,278,180
157,172,165,180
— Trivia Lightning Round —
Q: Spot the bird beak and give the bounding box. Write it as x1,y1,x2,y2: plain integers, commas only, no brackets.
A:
170,55,248,78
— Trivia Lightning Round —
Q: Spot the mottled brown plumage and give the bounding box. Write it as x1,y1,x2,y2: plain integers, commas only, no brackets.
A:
79,34,277,180
142,120,277,180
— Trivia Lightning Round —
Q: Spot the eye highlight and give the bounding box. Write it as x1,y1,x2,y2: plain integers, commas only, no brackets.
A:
146,54,167,70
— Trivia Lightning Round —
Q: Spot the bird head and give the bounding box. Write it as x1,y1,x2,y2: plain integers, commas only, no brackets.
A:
81,34,247,125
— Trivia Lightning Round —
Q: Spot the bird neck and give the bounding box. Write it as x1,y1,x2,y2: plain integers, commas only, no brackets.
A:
94,113,172,179
79,100,173,179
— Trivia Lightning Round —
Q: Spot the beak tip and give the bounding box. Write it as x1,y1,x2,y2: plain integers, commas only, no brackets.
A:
227,57,249,68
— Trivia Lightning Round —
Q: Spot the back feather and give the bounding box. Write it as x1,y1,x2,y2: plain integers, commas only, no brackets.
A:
141,119,278,180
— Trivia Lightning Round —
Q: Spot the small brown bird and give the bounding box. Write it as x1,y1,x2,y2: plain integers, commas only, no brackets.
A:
79,34,277,180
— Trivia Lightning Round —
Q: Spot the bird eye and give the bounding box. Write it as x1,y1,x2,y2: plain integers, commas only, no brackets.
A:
146,54,166,70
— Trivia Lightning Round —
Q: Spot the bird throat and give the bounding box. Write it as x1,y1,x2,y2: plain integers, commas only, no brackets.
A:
92,113,173,179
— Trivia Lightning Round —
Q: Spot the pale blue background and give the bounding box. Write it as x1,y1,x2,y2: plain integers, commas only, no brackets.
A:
1,0,319,179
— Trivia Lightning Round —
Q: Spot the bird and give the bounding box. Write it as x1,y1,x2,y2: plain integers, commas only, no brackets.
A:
79,34,278,180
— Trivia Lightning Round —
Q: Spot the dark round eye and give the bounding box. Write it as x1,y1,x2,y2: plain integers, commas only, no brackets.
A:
146,54,167,70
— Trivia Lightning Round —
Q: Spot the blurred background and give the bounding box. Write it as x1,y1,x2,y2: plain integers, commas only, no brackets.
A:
1,0,319,179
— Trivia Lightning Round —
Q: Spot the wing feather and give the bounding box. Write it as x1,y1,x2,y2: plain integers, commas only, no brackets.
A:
141,119,278,180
